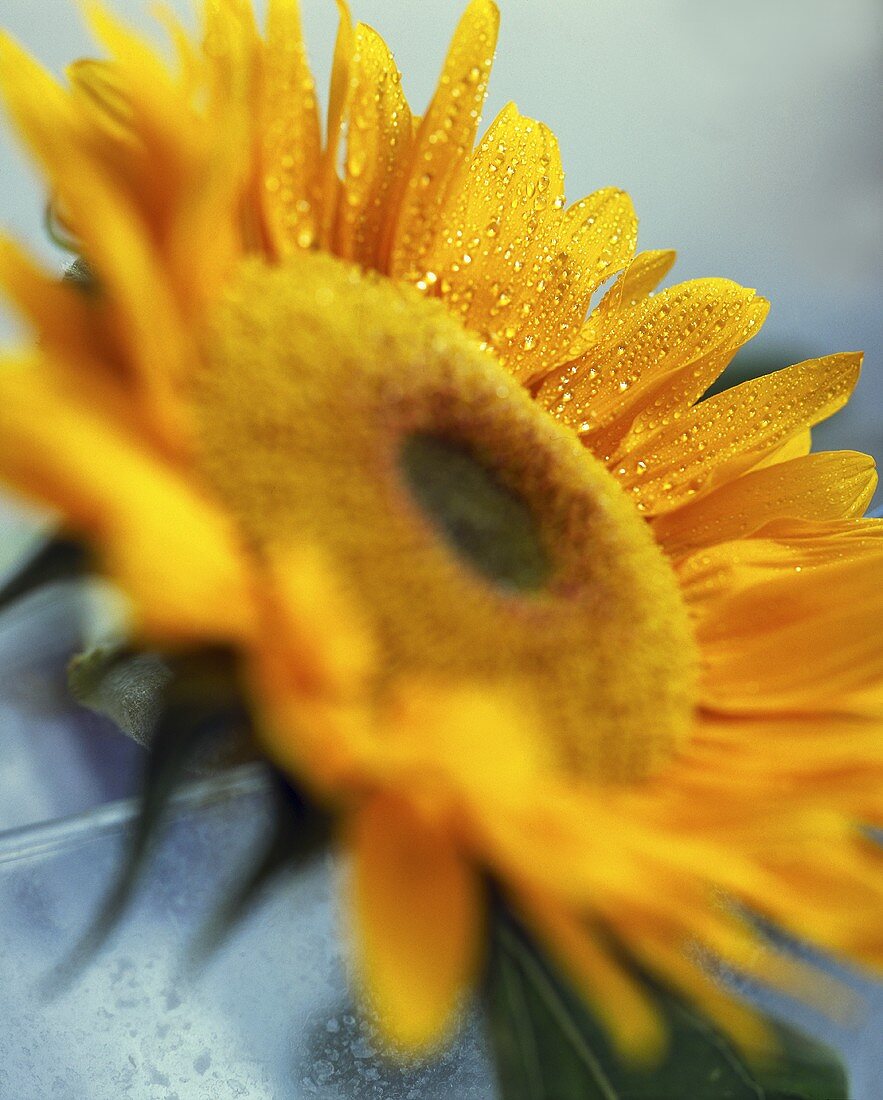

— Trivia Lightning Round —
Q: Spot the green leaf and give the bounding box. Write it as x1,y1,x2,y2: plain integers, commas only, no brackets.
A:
485,914,849,1100
63,256,98,293
68,646,174,747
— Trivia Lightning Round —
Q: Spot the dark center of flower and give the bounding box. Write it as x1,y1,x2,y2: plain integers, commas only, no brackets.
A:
399,433,550,592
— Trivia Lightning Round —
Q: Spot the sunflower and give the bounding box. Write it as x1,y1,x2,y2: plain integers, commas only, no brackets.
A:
0,0,880,1080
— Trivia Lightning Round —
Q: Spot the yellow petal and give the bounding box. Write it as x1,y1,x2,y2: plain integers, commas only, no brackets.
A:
82,3,249,307
0,236,102,360
66,59,135,139
83,1,181,97
616,353,862,515
378,681,552,808
261,0,322,256
0,237,150,431
349,794,482,1052
751,426,812,469
387,0,499,276
0,30,79,171
539,278,766,438
420,99,636,381
568,248,676,358
0,359,254,643
336,23,413,267
505,185,637,380
653,450,877,556
424,105,564,348
262,544,377,702
318,0,354,248
178,0,257,295
504,184,638,381
0,32,195,445
608,296,770,456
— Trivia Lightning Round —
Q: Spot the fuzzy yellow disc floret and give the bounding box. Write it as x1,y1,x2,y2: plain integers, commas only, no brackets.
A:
191,253,698,781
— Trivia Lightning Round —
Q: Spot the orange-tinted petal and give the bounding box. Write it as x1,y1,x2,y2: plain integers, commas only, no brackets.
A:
349,794,482,1052
682,523,883,717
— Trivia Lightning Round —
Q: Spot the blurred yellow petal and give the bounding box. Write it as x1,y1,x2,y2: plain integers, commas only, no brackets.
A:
67,59,135,139
682,524,883,716
349,795,482,1052
0,360,254,643
0,31,195,445
0,30,79,170
83,1,179,94
261,0,322,256
0,236,101,359
516,888,665,1063
262,545,377,702
82,3,250,306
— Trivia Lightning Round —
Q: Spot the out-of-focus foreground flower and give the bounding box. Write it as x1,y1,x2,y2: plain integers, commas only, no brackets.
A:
0,1,879,1092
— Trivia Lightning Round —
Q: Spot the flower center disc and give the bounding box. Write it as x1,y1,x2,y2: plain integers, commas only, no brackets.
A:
192,254,698,782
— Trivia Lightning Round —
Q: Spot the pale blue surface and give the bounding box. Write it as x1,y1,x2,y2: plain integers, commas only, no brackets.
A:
0,768,495,1100
0,762,880,1099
